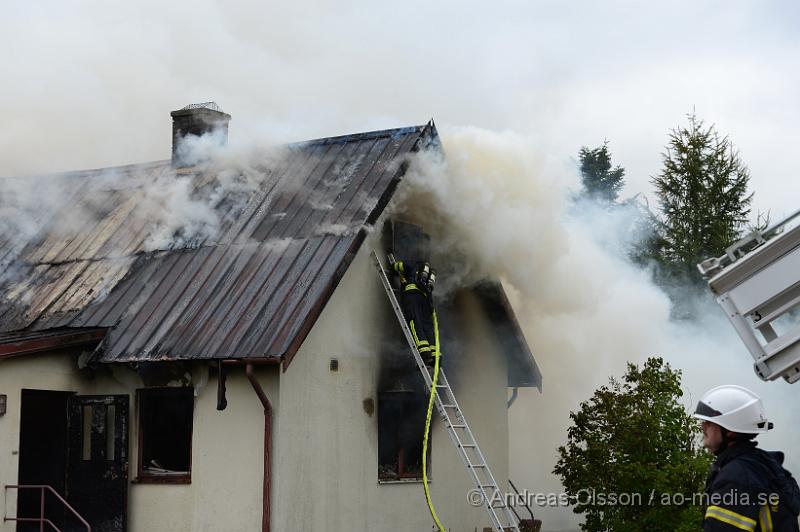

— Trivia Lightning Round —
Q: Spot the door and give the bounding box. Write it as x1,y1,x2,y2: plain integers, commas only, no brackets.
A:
66,395,129,532
17,390,71,532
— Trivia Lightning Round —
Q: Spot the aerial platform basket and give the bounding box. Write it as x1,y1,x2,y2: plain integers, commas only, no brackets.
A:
698,209,800,383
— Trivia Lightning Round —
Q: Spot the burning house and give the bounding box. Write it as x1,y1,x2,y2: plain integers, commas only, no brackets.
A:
0,103,541,532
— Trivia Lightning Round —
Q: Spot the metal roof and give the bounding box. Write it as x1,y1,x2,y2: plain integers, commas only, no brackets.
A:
0,123,435,365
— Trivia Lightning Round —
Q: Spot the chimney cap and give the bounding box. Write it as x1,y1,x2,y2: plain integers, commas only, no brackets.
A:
171,101,231,119
181,101,224,112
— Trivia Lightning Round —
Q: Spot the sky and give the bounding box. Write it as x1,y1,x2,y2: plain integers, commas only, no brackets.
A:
2,2,800,530
2,1,799,217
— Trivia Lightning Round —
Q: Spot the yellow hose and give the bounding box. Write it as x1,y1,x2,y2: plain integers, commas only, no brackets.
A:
422,310,446,532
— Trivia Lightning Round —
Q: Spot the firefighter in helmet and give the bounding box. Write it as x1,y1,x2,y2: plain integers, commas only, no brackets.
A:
693,385,800,531
390,256,437,367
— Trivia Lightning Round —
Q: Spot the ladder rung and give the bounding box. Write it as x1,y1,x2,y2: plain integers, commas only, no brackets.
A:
470,464,486,468
460,444,476,448
450,424,466,428
442,404,457,408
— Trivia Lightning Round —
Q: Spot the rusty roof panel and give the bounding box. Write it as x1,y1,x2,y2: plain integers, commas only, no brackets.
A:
0,124,432,363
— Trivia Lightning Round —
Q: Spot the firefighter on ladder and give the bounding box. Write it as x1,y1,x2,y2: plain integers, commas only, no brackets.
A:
389,252,446,531
389,254,437,367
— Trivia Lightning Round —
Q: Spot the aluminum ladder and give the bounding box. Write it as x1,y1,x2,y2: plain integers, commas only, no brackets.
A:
372,250,520,532
698,208,800,382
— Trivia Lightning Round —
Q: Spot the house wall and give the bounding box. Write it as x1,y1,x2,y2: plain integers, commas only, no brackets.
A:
0,350,278,532
122,366,277,532
272,241,512,532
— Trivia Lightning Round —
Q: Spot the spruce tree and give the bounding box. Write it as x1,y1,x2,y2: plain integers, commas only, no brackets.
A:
651,114,752,276
579,141,625,203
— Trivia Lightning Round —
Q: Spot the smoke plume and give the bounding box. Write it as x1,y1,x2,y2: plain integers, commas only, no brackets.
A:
398,126,799,530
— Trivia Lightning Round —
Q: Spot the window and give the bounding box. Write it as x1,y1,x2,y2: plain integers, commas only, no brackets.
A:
136,387,194,483
378,390,430,481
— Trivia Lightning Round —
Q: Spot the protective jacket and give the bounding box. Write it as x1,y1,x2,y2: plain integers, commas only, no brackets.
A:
703,440,800,531
392,260,436,358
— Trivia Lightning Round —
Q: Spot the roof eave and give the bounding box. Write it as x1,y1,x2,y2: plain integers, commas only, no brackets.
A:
473,282,542,391
0,328,107,360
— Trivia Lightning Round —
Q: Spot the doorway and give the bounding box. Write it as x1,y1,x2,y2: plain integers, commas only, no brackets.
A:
17,389,71,532
17,391,129,532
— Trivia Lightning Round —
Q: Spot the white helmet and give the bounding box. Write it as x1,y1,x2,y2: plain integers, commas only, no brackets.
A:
693,385,773,434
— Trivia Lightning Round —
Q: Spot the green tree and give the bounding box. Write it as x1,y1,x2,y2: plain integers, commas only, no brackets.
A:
625,195,669,268
651,114,752,277
553,357,711,532
573,144,661,268
579,141,626,202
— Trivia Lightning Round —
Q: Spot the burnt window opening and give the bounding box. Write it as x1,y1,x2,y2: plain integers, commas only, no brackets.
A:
136,387,193,483
378,390,430,481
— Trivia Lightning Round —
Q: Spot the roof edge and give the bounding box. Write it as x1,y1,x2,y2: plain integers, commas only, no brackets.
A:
0,327,107,360
290,124,429,148
279,122,437,369
1,124,433,181
280,229,369,371
473,282,542,391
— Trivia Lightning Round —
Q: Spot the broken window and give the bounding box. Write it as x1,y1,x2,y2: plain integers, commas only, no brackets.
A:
136,387,193,483
378,390,429,481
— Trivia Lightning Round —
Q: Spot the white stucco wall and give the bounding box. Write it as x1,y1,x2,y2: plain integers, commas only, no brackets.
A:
124,366,276,532
272,241,512,532
0,351,277,532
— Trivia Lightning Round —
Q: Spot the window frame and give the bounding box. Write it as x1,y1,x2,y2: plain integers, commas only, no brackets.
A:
377,390,431,483
134,387,194,485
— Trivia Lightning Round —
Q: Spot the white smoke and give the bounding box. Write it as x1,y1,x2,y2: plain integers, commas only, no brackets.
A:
0,130,295,271
139,170,221,251
0,171,110,285
398,126,799,531
141,130,294,250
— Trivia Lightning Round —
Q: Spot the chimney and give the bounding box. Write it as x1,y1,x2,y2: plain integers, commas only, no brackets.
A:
170,102,231,165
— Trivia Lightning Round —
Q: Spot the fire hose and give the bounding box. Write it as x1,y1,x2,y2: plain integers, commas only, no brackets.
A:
422,310,446,532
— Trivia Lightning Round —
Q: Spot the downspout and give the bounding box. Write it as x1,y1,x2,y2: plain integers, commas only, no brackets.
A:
246,363,273,532
507,387,519,408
